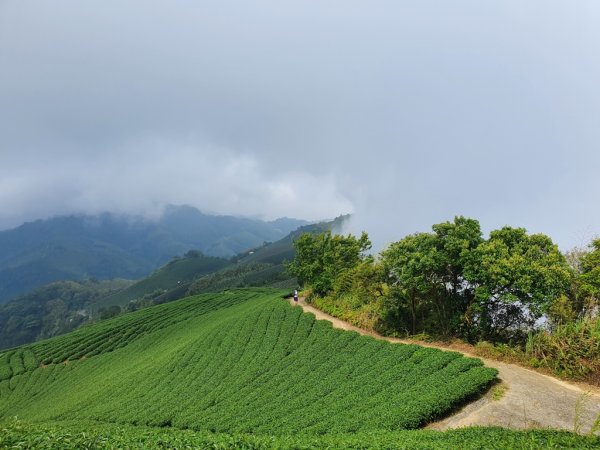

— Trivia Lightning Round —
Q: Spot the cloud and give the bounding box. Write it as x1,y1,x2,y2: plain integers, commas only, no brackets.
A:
0,134,353,227
1,1,599,249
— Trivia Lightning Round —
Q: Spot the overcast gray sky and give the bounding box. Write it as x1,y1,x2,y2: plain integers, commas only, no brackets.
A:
1,1,599,249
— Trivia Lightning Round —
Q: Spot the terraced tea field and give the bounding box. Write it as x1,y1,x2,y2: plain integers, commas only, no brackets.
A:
2,419,599,449
1,288,597,448
0,288,496,433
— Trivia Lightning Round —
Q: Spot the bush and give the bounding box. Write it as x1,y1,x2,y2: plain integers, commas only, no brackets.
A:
0,290,496,434
525,318,600,383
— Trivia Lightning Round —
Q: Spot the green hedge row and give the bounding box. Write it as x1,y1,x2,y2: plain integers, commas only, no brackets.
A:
1,420,599,450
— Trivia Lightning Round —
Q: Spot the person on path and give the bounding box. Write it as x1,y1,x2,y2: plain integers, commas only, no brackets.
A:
293,289,299,302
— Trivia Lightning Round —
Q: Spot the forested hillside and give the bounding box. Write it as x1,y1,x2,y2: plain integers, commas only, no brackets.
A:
0,205,306,303
0,279,132,350
0,217,345,350
95,250,231,308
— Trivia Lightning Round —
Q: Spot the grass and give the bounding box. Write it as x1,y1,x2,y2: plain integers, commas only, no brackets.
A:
491,383,508,401
526,318,600,383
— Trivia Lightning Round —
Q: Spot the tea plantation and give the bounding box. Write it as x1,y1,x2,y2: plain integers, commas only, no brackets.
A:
0,288,598,448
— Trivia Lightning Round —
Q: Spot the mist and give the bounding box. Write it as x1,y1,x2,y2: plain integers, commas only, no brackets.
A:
1,1,599,249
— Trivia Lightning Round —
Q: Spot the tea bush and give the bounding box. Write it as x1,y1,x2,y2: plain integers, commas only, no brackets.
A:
0,289,496,435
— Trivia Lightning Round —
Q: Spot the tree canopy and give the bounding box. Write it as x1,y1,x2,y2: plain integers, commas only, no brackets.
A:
293,216,577,343
380,217,483,336
579,239,600,314
463,227,571,341
287,231,371,296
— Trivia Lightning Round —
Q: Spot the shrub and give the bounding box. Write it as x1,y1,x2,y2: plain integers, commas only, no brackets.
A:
525,318,600,382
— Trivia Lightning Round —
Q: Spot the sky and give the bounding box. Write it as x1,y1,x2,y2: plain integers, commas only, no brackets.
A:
1,1,599,250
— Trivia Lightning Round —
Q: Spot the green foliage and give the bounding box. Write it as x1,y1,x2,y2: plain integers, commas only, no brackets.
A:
1,420,599,450
526,318,600,382
0,279,132,350
381,217,483,336
0,349,39,381
97,252,231,308
187,262,293,295
312,294,388,332
288,231,371,296
0,289,496,434
464,227,571,341
0,352,13,381
578,239,600,315
549,294,579,326
98,304,121,320
474,318,600,385
333,262,388,303
0,207,307,303
376,219,571,342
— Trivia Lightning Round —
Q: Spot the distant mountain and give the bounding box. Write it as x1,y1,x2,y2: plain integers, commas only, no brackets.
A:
0,215,344,350
187,214,352,296
0,206,308,303
0,252,229,350
88,217,347,311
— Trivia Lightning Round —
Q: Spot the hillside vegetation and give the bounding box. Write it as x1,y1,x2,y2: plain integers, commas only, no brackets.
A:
0,289,496,433
0,252,230,350
0,242,289,350
289,218,600,385
183,216,353,298
2,420,599,449
0,206,306,303
1,288,599,448
0,279,133,350
95,250,231,308
0,215,319,349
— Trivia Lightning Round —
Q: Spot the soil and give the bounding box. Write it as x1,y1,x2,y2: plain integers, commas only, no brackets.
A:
290,297,600,434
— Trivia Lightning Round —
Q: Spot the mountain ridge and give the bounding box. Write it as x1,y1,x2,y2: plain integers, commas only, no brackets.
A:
0,205,308,303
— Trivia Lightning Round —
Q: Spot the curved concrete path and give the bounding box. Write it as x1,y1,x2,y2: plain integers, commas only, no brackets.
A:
289,297,600,434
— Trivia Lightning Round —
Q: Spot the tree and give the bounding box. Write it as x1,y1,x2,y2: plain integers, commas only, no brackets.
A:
548,246,590,326
287,231,371,296
380,216,483,336
579,239,600,316
332,261,388,305
381,232,438,335
464,227,571,342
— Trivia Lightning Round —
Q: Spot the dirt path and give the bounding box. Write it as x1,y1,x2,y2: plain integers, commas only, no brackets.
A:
289,297,600,434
